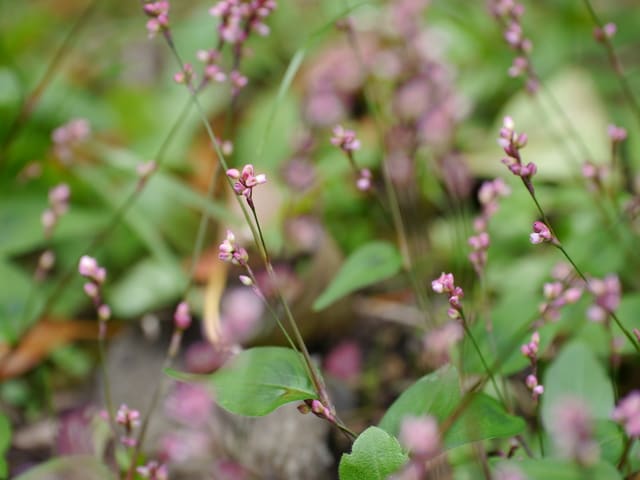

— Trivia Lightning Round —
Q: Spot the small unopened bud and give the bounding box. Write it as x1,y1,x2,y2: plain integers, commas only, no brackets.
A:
239,275,253,286
98,304,111,321
174,301,192,330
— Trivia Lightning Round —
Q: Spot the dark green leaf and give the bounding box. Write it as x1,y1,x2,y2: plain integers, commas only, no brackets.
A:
338,426,408,480
166,346,317,416
313,241,402,311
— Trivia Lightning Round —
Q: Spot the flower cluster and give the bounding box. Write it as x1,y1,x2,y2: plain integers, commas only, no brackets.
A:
431,272,464,319
115,404,141,447
51,118,90,163
423,321,463,368
173,63,195,86
538,265,583,322
521,331,543,401
210,0,276,45
468,179,511,275
587,274,621,323
608,124,627,144
582,161,608,192
42,183,71,238
330,125,361,153
143,1,170,38
489,0,538,92
529,220,556,245
196,49,227,83
226,164,267,205
612,391,640,438
137,460,169,480
78,255,111,323
218,230,249,266
593,22,617,43
498,117,537,195
549,397,600,466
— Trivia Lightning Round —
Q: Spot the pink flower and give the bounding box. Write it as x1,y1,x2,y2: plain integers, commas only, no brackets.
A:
137,460,168,480
218,230,249,266
78,255,106,284
330,125,361,152
143,1,170,38
116,404,141,429
613,391,640,437
226,164,266,201
399,415,441,458
550,397,599,465
174,301,192,330
608,124,627,143
529,220,553,244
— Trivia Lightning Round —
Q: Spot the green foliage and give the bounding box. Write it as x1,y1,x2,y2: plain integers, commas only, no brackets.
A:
313,241,402,311
379,366,525,450
13,456,115,480
166,347,317,416
492,458,622,480
0,414,11,478
541,340,615,431
338,426,408,480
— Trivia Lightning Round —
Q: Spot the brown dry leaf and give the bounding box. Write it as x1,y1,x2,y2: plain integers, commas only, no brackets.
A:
0,318,120,380
203,261,228,345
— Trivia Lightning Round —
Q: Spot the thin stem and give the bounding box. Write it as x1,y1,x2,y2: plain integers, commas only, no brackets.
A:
617,436,634,471
460,311,507,407
536,402,545,457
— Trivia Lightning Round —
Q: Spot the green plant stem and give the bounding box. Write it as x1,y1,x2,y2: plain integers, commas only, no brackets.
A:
460,311,507,407
617,436,634,471
536,402,545,457
582,0,640,132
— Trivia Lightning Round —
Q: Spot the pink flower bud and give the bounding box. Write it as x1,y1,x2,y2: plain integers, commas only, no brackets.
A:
174,301,192,330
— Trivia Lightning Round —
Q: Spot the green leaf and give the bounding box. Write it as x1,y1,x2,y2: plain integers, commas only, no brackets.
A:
107,257,186,318
492,458,622,480
166,347,317,416
338,426,408,480
541,340,614,431
379,366,524,449
313,241,402,311
13,455,115,480
0,261,39,343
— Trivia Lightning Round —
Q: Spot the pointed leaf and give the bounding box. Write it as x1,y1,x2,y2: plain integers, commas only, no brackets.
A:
166,346,317,416
338,426,408,480
313,241,402,311
541,340,614,431
379,366,524,449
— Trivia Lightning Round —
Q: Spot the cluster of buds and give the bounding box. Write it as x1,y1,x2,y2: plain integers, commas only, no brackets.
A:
608,124,627,144
549,397,600,466
226,164,267,206
115,404,141,447
529,220,557,246
538,265,583,322
489,0,538,93
521,331,543,401
42,183,71,239
51,118,90,163
498,117,537,194
78,255,111,324
143,1,170,39
210,0,276,45
174,301,192,331
196,49,227,84
218,230,249,267
431,272,464,320
356,168,372,192
612,391,640,438
173,63,195,86
137,460,169,480
587,274,621,323
593,22,617,43
468,179,511,275
136,160,157,189
298,399,335,423
331,125,361,153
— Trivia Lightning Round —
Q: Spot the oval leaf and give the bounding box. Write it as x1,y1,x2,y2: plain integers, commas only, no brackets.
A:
14,455,115,480
313,241,402,311
338,426,408,480
166,346,317,416
541,340,614,431
379,366,524,449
